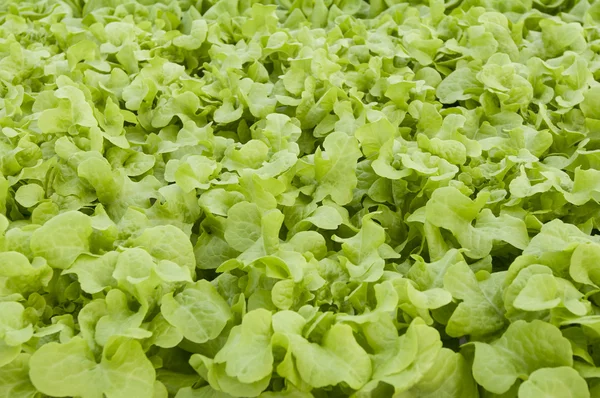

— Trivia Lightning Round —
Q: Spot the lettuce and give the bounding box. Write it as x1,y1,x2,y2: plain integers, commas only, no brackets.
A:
2,0,600,396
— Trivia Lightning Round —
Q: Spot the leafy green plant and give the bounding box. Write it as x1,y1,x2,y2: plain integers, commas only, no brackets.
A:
2,0,600,396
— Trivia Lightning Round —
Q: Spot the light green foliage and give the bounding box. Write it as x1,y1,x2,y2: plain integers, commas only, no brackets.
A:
30,211,93,269
518,367,589,398
2,0,600,396
161,280,232,344
29,337,155,398
444,261,507,337
472,320,573,394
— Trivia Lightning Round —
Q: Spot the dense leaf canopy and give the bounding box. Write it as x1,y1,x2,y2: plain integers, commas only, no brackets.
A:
2,0,600,396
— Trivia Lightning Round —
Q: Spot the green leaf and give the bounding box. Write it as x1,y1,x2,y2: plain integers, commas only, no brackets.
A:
513,274,561,311
366,317,442,393
570,242,600,287
161,280,232,344
0,251,52,297
355,118,396,158
292,323,372,390
396,349,479,398
95,289,151,345
30,211,93,269
78,157,120,203
224,202,263,252
190,355,270,397
64,252,118,294
0,354,37,398
29,337,156,398
334,215,387,282
426,187,528,258
131,225,196,278
314,131,362,205
437,66,482,104
444,261,506,337
14,184,45,208
173,20,208,50
214,309,273,383
518,367,589,398
0,302,33,366
472,320,573,394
